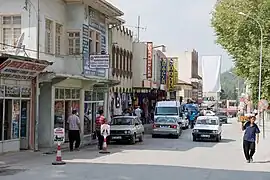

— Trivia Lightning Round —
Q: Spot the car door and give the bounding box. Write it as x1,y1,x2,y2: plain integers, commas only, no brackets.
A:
135,118,142,134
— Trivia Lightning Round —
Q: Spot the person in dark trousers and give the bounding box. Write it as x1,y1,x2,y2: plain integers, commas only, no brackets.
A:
242,116,260,163
95,110,106,150
67,109,81,151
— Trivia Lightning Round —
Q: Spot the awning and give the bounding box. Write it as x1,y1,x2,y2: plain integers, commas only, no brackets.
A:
39,72,120,87
0,53,52,80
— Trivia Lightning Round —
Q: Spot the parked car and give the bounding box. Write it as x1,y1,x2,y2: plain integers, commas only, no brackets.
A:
216,112,228,124
152,116,182,138
108,116,144,144
192,116,222,142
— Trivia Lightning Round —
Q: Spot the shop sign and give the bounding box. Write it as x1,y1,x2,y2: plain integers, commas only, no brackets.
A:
53,128,65,143
5,85,20,97
168,59,174,90
160,58,167,85
89,54,109,69
146,42,153,78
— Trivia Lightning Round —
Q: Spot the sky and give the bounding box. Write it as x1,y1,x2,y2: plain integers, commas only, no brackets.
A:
107,0,233,72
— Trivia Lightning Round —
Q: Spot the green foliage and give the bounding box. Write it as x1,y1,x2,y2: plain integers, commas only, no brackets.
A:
211,0,270,104
220,69,245,100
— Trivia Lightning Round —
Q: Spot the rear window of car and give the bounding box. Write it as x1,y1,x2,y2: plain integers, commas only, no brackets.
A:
155,117,177,123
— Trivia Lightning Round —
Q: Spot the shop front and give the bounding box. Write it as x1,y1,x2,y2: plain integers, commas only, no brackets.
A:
0,54,51,153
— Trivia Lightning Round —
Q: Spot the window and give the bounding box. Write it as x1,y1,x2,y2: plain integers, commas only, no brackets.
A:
67,32,80,55
89,29,94,54
55,23,63,56
1,15,21,49
95,32,100,53
45,19,53,54
155,107,178,115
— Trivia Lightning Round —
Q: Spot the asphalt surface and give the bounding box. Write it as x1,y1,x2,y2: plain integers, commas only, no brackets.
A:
1,118,270,179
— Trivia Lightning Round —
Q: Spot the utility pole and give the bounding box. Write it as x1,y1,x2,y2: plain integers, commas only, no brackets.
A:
34,0,40,151
135,16,146,42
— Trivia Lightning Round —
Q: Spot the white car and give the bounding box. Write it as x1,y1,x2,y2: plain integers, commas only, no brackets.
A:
192,116,222,142
204,110,215,116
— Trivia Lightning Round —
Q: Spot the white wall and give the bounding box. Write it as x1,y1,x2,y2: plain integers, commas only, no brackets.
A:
0,0,108,78
132,42,147,87
178,51,192,84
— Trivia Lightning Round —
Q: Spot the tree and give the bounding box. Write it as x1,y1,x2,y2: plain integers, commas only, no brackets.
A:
211,0,270,104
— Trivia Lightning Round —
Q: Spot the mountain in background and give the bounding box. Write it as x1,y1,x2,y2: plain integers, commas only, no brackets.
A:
220,69,245,100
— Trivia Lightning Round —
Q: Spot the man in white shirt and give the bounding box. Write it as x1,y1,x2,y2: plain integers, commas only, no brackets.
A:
67,109,81,151
134,106,142,118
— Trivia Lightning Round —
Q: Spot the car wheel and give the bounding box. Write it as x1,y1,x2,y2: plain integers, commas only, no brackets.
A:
193,136,196,141
225,121,228,124
152,134,157,138
130,134,136,144
139,133,144,142
216,135,220,142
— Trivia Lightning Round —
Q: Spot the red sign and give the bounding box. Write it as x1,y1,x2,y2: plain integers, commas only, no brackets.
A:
146,42,153,78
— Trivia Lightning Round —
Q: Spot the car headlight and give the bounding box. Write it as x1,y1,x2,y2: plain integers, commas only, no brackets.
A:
213,130,218,134
124,130,131,134
193,129,199,133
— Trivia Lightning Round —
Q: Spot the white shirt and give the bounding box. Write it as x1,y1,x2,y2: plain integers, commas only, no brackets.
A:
134,108,142,118
67,114,80,130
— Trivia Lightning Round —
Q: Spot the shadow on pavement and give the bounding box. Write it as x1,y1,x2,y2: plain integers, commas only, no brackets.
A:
254,160,270,164
2,162,270,180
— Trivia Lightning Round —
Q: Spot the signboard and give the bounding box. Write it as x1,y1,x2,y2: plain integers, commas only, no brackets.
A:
53,128,65,143
160,58,167,85
0,58,48,80
146,42,153,78
168,59,174,90
101,124,110,137
89,54,109,69
258,99,269,111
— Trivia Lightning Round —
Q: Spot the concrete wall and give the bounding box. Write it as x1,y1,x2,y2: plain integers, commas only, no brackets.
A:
132,42,147,87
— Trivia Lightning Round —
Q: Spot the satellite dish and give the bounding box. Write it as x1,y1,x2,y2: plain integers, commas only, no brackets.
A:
15,32,25,55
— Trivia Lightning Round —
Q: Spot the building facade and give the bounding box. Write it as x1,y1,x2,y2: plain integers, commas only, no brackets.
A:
0,0,123,152
108,26,133,117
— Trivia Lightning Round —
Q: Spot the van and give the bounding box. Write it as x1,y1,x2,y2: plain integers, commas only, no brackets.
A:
154,101,189,129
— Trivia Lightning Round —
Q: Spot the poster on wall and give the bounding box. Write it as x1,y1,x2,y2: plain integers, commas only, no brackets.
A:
12,100,20,139
54,101,64,128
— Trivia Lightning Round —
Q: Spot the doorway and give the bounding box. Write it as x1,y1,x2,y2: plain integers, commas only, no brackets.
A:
20,100,30,150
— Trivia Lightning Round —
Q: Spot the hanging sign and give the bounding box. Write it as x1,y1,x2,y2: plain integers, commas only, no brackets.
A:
146,42,153,78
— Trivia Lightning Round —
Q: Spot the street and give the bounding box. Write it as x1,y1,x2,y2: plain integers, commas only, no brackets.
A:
1,118,270,179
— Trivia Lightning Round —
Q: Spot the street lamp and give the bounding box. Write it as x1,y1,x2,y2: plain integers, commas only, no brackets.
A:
238,12,263,107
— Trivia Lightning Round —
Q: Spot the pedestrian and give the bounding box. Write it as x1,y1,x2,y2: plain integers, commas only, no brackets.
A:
134,106,142,118
95,110,106,150
242,116,260,163
67,109,81,151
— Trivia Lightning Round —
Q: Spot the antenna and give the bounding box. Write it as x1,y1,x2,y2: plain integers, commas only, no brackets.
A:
15,32,25,55
135,16,146,42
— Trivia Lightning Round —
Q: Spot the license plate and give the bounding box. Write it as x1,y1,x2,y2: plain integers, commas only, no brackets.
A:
112,136,122,139
160,126,169,128
201,135,210,138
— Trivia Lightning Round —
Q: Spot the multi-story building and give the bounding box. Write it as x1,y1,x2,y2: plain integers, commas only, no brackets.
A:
178,49,201,103
0,0,123,153
108,26,133,117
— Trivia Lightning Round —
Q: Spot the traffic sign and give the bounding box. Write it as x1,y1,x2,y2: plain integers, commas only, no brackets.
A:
258,99,269,111
53,128,65,143
101,124,110,137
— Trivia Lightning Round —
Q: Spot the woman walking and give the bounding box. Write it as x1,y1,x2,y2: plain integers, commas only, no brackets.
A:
242,116,260,163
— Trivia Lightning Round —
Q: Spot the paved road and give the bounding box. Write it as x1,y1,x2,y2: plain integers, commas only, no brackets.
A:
1,118,270,179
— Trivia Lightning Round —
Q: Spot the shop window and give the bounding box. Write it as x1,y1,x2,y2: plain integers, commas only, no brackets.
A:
55,89,59,99
12,100,20,139
0,100,3,141
97,91,104,101
54,101,64,128
65,89,71,99
59,89,64,99
5,86,20,97
84,115,91,135
75,89,80,99
0,85,4,97
92,91,97,101
21,87,31,98
85,91,92,101
72,89,76,99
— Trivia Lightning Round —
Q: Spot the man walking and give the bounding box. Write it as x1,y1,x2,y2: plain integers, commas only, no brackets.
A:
67,109,81,151
242,116,260,163
95,110,106,150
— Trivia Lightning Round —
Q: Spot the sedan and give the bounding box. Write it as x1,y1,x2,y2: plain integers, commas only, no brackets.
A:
216,112,228,124
152,117,182,138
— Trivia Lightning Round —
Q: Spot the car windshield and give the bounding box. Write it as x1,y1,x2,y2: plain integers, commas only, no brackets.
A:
155,107,178,115
155,117,177,123
196,118,218,125
216,112,226,116
111,118,133,125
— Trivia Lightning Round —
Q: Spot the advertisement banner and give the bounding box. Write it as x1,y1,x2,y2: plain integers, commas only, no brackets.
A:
168,59,174,90
146,42,153,78
160,58,167,85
